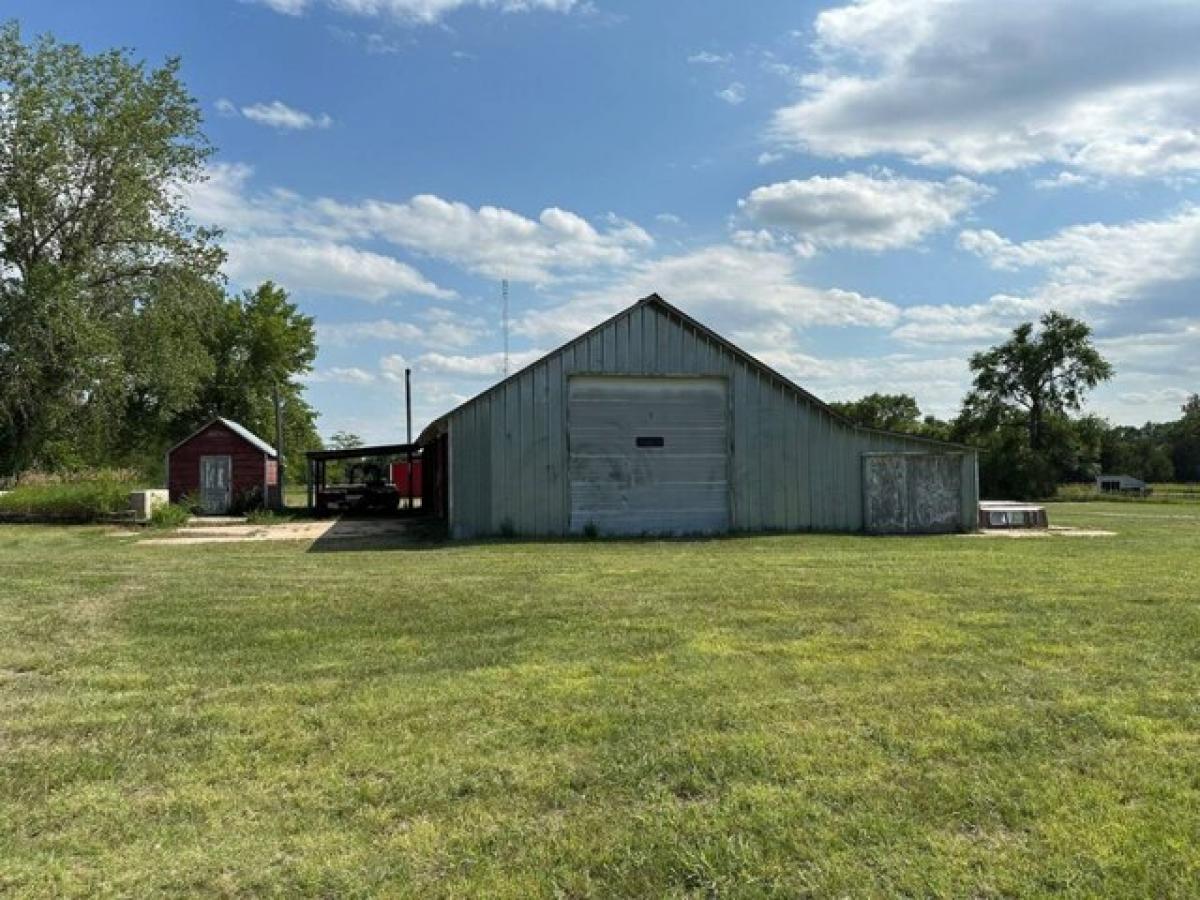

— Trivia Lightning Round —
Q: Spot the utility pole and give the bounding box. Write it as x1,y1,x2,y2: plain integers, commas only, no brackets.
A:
405,368,413,511
273,381,285,510
405,368,413,445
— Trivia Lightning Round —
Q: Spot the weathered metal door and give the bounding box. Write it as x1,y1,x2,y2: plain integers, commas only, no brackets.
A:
863,452,963,533
199,455,232,514
568,376,730,535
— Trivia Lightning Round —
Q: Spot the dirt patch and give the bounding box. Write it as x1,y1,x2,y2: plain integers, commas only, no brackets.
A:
964,526,1116,539
138,518,415,546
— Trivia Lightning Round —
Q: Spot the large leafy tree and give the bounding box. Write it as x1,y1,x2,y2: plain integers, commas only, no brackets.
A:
829,393,923,433
329,431,364,450
114,269,227,471
964,312,1113,453
0,26,323,479
953,312,1113,498
1100,421,1175,482
191,282,320,480
1171,394,1200,482
0,22,222,471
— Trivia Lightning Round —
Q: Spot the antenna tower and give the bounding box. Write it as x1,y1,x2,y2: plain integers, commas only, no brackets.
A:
501,278,510,376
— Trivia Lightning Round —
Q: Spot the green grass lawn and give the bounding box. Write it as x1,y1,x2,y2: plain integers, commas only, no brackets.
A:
1,505,1198,897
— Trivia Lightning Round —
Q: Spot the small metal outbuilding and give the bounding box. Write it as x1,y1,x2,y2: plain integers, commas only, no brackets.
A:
1096,473,1148,494
418,294,979,538
166,418,278,514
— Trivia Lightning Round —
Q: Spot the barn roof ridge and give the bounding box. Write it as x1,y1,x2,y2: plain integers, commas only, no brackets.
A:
166,417,278,458
417,293,972,452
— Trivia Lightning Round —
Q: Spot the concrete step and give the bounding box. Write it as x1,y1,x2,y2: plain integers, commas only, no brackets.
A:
185,516,249,528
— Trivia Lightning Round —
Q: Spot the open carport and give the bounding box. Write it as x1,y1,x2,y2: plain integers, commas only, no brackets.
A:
304,442,424,516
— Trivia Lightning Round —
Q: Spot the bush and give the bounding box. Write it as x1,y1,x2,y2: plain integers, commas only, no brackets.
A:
149,502,191,529
229,487,266,516
0,469,139,520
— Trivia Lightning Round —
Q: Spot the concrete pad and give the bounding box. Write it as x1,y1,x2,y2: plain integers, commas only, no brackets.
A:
186,516,248,527
1076,510,1200,521
964,526,1115,538
139,517,415,546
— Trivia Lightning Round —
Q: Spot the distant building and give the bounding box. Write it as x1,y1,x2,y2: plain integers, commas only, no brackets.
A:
1096,474,1148,494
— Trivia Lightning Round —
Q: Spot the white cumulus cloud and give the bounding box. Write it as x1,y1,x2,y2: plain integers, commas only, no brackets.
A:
249,0,578,24
214,99,333,130
740,170,991,252
183,162,650,296
770,0,1200,177
307,366,377,384
225,236,451,301
514,244,900,345
318,311,484,350
716,82,746,105
414,349,547,377
314,194,653,283
184,164,451,300
895,205,1200,345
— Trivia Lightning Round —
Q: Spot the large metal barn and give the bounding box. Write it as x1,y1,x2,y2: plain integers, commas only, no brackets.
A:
417,294,978,538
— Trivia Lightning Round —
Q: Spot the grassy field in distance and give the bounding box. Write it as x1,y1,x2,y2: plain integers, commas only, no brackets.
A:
1,502,1197,897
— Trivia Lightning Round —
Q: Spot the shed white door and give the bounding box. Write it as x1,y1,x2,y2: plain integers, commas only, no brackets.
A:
568,376,730,535
199,455,232,514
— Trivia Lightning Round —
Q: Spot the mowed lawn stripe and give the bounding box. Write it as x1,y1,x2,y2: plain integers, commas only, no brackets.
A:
1,504,1198,897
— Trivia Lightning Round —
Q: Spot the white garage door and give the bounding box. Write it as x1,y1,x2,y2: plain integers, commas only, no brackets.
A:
568,376,730,535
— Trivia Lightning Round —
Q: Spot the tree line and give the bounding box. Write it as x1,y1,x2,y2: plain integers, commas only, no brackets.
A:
0,22,320,480
831,313,1199,498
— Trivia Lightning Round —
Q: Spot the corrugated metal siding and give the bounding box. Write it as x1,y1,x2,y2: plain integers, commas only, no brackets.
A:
446,301,979,538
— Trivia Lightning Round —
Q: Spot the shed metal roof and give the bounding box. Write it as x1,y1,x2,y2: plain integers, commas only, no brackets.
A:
167,417,278,458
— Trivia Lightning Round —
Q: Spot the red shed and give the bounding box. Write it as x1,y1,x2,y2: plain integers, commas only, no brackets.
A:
166,418,278,514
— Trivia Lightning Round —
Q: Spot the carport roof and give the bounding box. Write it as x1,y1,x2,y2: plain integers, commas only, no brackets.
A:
305,443,418,462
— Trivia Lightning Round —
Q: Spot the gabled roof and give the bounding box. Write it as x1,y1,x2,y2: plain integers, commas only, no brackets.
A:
168,417,278,457
419,293,972,451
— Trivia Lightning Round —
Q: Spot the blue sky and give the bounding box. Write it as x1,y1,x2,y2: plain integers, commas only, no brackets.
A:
12,0,1200,441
